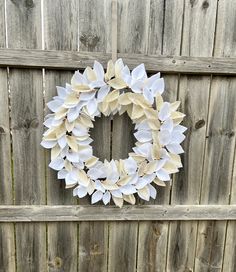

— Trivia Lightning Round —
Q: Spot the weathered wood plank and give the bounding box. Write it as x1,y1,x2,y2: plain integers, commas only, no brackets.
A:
77,1,111,271
194,1,236,270
108,1,150,271
0,205,236,222
0,48,236,74
195,77,236,271
214,2,236,271
0,1,16,271
6,0,46,271
137,1,184,270
167,0,217,271
43,1,79,271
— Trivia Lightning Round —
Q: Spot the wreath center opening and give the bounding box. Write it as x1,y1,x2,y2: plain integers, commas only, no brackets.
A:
90,112,135,161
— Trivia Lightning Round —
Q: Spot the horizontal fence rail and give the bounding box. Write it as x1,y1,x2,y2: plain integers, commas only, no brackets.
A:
0,49,235,74
1,205,236,222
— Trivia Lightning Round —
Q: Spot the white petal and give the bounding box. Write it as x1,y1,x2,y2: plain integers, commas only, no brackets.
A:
66,151,80,163
124,157,137,174
93,61,104,81
121,65,131,85
120,185,137,195
67,107,80,122
88,168,105,180
151,78,165,95
146,73,160,88
158,102,170,121
143,87,154,104
173,125,187,133
131,63,147,80
78,148,93,161
97,85,110,102
166,143,184,154
171,131,186,144
91,191,103,204
79,91,96,101
41,140,57,148
148,184,157,199
115,58,125,77
159,129,171,145
135,177,149,189
156,159,166,171
111,190,122,198
133,143,152,158
135,121,150,131
161,118,174,132
58,135,67,149
43,117,54,128
49,158,64,170
86,98,98,115
71,71,88,86
56,86,68,98
156,168,170,181
47,100,63,112
58,169,68,179
134,130,152,143
95,180,106,193
77,185,88,198
130,80,143,93
102,191,111,205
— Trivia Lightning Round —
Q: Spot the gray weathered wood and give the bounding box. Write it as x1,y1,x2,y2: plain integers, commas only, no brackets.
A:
44,1,79,271
6,0,46,271
78,1,111,271
0,205,236,222
0,48,236,74
0,1,16,271
167,1,217,271
194,1,236,270
137,1,184,270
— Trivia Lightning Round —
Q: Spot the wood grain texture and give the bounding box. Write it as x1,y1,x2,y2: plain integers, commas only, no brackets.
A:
78,1,111,271
0,68,16,271
167,1,217,271
215,2,236,271
1,48,236,74
0,1,16,271
137,1,184,270
109,1,150,271
6,1,46,271
44,1,79,271
1,205,236,222
195,1,236,270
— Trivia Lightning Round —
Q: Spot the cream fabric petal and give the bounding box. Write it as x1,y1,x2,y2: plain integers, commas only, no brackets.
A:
137,186,150,201
93,60,104,81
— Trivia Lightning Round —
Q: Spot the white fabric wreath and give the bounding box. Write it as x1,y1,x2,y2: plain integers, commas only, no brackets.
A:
41,59,186,207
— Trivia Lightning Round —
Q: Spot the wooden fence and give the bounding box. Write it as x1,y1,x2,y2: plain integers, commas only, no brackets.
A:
0,0,236,271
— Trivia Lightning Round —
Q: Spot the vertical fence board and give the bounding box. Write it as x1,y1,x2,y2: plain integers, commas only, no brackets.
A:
6,1,46,271
78,1,111,271
0,1,15,271
214,2,236,271
137,1,184,270
109,1,150,271
167,0,217,271
195,0,236,271
44,1,79,271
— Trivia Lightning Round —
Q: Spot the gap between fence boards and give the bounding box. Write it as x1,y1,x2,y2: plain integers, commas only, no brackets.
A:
0,205,236,222
0,49,235,75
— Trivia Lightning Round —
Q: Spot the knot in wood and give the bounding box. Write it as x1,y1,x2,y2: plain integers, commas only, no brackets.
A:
0,126,6,134
202,1,209,9
195,119,205,129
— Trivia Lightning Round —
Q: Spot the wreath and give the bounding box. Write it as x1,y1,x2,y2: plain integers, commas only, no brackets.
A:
41,59,186,207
